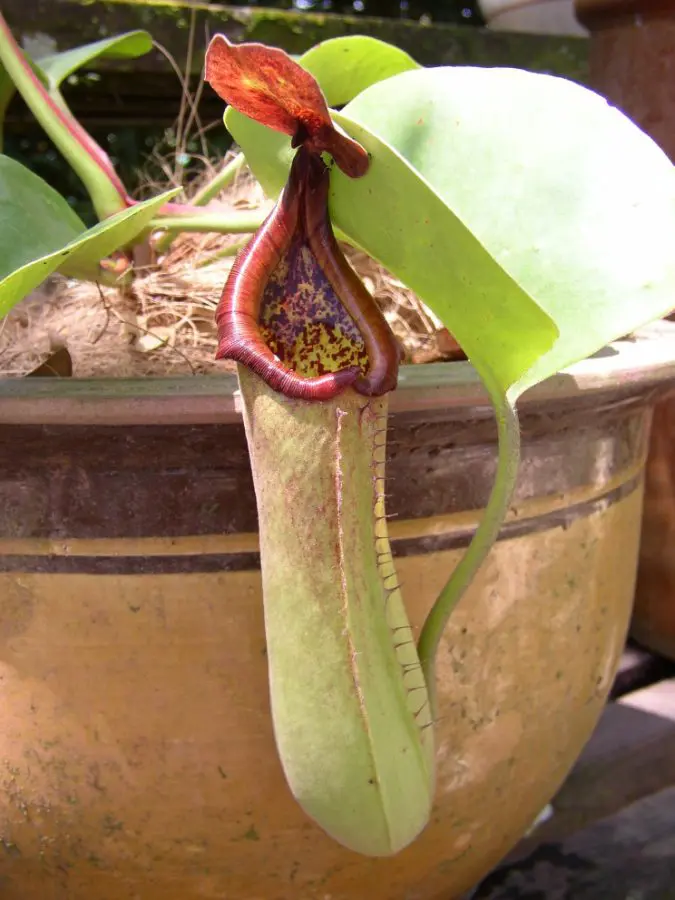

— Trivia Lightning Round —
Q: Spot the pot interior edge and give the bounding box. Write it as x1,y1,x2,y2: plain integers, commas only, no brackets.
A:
0,322,674,425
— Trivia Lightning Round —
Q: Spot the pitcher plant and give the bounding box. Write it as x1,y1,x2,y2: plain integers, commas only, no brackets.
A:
1,14,674,860
203,35,675,855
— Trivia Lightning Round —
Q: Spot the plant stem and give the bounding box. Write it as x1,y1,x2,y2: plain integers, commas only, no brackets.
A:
196,238,250,267
0,12,128,219
417,393,521,713
150,209,266,235
191,153,247,207
152,154,249,254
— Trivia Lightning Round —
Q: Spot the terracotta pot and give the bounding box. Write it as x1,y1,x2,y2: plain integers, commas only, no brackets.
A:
0,324,674,900
575,0,675,161
576,0,675,658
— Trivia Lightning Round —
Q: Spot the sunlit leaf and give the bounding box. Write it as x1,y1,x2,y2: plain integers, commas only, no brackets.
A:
226,67,675,399
37,31,152,90
341,67,675,395
299,36,419,108
0,154,177,317
58,192,177,280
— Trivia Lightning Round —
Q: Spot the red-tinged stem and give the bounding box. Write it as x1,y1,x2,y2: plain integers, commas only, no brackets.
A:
0,13,129,215
69,125,131,207
1,17,309,240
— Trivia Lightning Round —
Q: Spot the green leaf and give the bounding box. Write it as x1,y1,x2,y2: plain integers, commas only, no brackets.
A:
0,154,177,316
341,67,675,395
0,154,85,280
36,31,153,90
0,29,152,149
340,67,675,667
299,36,419,108
226,66,675,395
58,192,177,279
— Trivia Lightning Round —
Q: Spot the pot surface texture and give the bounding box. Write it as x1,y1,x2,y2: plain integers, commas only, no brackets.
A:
0,326,674,899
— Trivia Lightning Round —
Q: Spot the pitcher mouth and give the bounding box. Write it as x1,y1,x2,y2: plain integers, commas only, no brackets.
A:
205,34,400,402
215,147,400,401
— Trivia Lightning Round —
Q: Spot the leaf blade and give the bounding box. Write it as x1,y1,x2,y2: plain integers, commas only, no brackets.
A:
0,154,85,281
0,155,177,316
299,36,419,107
36,31,153,90
341,66,675,395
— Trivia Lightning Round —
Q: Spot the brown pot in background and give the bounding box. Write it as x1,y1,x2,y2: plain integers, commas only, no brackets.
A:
575,0,675,160
0,324,674,900
576,0,675,658
631,396,675,658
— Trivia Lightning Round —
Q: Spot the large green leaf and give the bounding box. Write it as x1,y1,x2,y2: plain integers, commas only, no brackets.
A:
338,66,675,704
299,36,419,108
341,67,675,395
0,155,84,280
0,154,177,316
58,192,177,279
37,31,153,91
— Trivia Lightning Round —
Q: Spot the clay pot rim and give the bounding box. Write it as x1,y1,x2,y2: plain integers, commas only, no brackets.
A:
0,321,674,426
